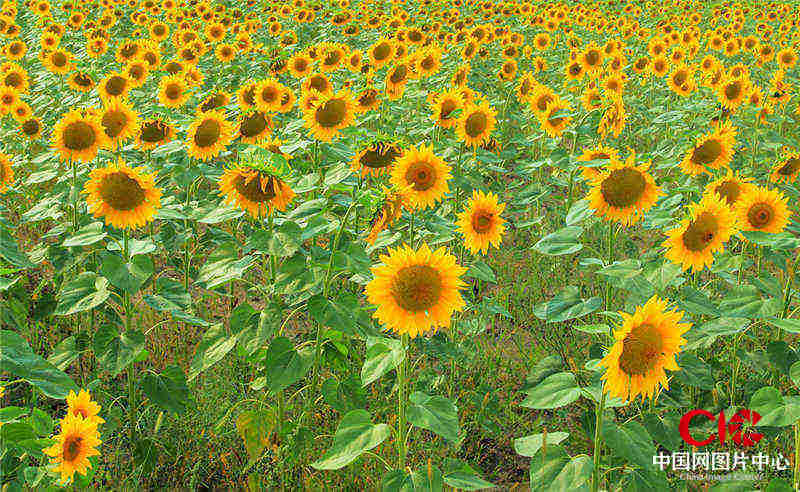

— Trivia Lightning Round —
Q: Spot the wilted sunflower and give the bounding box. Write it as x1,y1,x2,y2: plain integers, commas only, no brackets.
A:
83,159,161,229
538,95,572,138
587,153,661,225
0,152,14,193
302,89,355,142
679,121,736,175
456,101,497,148
52,109,109,162
456,190,506,254
770,151,800,183
157,74,190,108
237,111,273,145
219,165,295,217
430,89,464,129
365,185,406,245
705,169,753,207
663,193,737,272
351,141,402,177
66,390,105,425
390,144,451,209
198,91,230,113
734,186,791,234
136,118,174,151
599,296,690,402
43,415,102,484
365,243,466,338
186,110,234,161
96,98,138,147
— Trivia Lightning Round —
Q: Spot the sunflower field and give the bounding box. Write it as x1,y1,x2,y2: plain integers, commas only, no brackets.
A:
2,0,800,489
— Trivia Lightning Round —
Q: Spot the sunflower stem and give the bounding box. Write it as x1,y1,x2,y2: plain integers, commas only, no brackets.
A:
397,333,409,470
793,421,800,491
591,387,606,492
123,228,137,448
603,222,615,311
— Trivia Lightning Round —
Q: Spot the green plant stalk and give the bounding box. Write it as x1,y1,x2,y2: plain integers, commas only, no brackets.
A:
591,388,606,492
397,333,409,470
123,229,136,446
603,222,615,311
794,421,800,491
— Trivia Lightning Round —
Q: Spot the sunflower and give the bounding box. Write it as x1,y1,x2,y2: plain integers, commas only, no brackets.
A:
365,243,466,338
52,109,109,162
679,121,736,175
215,43,236,63
301,72,333,96
456,190,506,254
385,60,411,97
20,117,42,139
236,81,258,110
667,64,695,97
365,185,406,245
198,91,230,113
237,110,273,144
351,141,402,177
579,43,604,73
355,87,381,113
186,110,234,161
663,193,737,272
390,144,450,210
43,49,73,75
83,159,161,229
368,38,395,67
516,72,537,104
43,414,101,484
717,76,750,111
97,72,130,100
288,52,313,78
0,86,19,113
456,101,497,148
650,55,669,77
430,89,464,129
255,78,284,112
2,63,28,93
66,390,105,425
771,151,800,183
587,153,661,225
578,145,619,181
124,60,149,88
734,186,791,234
529,84,555,117
67,71,95,92
156,74,189,108
599,296,690,402
0,152,14,193
97,98,139,147
219,165,295,217
302,89,355,142
705,169,753,207
136,118,174,151
538,95,572,138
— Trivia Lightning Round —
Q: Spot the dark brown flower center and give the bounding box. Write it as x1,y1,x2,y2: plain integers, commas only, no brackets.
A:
601,168,646,208
389,64,408,84
164,83,182,100
390,264,443,312
234,174,275,202
778,158,800,175
239,112,269,137
714,180,740,205
4,72,22,88
105,76,127,96
52,52,67,67
63,436,83,462
63,121,97,151
724,81,742,101
585,49,600,66
536,94,552,112
259,85,279,104
373,42,391,61
747,202,774,228
681,211,719,251
309,75,329,93
471,211,493,233
619,323,663,376
405,160,436,191
464,111,487,137
361,145,400,169
101,109,130,139
141,121,168,143
99,171,146,211
315,98,346,128
22,118,40,135
691,139,722,166
194,119,221,147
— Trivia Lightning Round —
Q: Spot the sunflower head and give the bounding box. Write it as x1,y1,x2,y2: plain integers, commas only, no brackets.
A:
390,144,451,210
52,109,110,163
456,189,506,254
302,89,355,142
588,153,661,225
43,414,102,483
734,185,791,234
456,100,497,148
219,162,295,217
663,193,737,272
83,159,162,229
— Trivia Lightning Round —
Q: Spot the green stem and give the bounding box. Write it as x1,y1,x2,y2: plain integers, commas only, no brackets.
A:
603,222,615,311
123,229,136,446
397,333,409,470
591,388,606,492
794,421,800,491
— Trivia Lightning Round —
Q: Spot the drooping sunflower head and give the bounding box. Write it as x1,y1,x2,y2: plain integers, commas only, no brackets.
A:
430,89,464,129
770,151,800,183
351,140,403,177
456,100,497,148
456,189,506,255
587,153,661,226
0,152,14,193
663,193,737,272
219,165,295,217
705,169,753,207
43,414,102,483
198,91,231,114
136,118,174,151
186,109,234,161
599,295,690,402
538,95,572,138
67,71,94,92
52,109,110,162
390,144,451,210
365,243,467,338
365,185,407,245
734,185,791,234
302,89,355,142
83,158,161,229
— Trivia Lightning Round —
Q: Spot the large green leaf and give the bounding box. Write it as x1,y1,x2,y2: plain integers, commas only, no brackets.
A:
236,408,276,462
601,421,655,470
381,467,444,492
93,324,146,377
514,432,569,457
441,460,494,490
750,386,800,427
141,365,191,415
0,330,78,399
407,392,459,443
361,336,406,386
188,323,238,381
596,259,642,280
261,336,313,392
521,372,581,409
54,272,111,316
533,287,601,323
0,227,34,268
62,222,106,247
718,285,781,318
100,252,154,295
533,226,583,256
246,221,303,257
311,409,390,470
766,318,800,334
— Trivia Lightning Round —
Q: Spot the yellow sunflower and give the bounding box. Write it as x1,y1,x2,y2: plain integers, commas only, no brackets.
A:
66,389,105,426
770,151,800,183
717,76,750,111
186,110,234,161
83,159,161,229
351,141,402,177
705,169,754,207
734,186,791,234
97,72,130,101
237,111,273,145
302,89,355,142
599,296,690,402
663,193,737,272
430,89,464,129
255,78,284,112
43,414,101,484
578,145,619,181
455,101,497,148
136,118,174,151
456,189,506,254
219,166,295,217
157,74,190,108
390,144,451,210
97,98,139,147
679,121,736,175
52,109,109,162
667,63,695,97
365,243,466,338
0,152,14,193
587,153,661,225
538,95,572,138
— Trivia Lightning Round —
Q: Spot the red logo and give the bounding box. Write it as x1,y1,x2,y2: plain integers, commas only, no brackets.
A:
678,409,763,447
